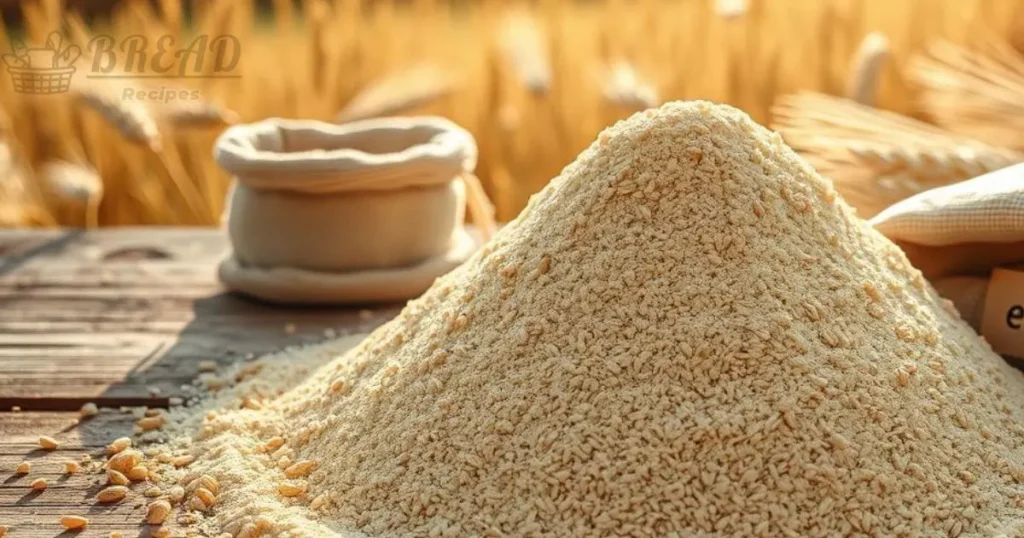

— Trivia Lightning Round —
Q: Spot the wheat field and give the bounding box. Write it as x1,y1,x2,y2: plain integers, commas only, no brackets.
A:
0,0,1022,227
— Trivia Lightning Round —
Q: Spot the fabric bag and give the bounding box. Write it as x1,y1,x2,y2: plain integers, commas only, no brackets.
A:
870,163,1024,330
215,116,491,304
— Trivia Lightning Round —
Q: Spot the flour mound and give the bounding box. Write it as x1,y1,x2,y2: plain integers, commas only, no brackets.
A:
181,102,1024,538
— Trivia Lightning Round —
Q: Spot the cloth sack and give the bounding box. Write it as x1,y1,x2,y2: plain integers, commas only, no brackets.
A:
870,162,1024,330
214,116,481,304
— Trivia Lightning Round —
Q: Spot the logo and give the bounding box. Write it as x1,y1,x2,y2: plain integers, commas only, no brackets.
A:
3,30,242,99
3,32,80,94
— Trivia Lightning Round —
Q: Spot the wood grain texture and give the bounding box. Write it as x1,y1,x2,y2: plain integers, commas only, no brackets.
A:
0,411,159,538
0,228,399,409
0,227,411,536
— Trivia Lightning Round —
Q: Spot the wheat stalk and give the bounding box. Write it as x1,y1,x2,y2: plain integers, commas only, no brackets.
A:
601,61,660,111
38,161,104,228
497,9,552,95
337,64,454,123
773,92,1022,217
845,32,890,106
76,87,162,151
910,39,1024,151
161,102,241,128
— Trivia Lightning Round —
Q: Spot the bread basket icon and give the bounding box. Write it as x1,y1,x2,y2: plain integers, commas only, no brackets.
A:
4,33,81,95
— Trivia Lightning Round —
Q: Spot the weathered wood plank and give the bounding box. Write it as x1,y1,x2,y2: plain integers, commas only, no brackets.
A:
0,411,159,538
0,228,399,410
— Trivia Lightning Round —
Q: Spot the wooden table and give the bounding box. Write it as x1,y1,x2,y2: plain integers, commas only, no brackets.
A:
0,228,401,537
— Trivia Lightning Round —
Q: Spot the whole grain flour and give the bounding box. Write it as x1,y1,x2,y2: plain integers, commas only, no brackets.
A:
150,102,1024,537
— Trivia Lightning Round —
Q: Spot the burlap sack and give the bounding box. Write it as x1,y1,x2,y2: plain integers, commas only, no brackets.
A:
870,163,1024,329
214,116,481,304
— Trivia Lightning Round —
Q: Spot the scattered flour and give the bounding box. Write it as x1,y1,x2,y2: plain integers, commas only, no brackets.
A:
151,102,1024,537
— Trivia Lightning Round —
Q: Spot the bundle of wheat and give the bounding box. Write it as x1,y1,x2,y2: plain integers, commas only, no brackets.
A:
772,92,1022,217
910,39,1024,151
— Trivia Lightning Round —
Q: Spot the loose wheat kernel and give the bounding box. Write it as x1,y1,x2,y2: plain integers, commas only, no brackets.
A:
199,474,219,494
38,436,59,450
64,461,80,474
15,461,30,474
79,402,99,418
138,415,165,431
329,379,349,394
127,466,149,481
110,532,124,538
0,525,8,537
283,460,317,478
106,437,132,455
167,485,185,503
30,478,48,490
171,455,195,468
107,470,130,486
189,496,208,511
97,485,129,503
195,487,216,508
277,481,306,497
146,500,172,524
60,515,88,529
260,436,284,453
144,486,162,497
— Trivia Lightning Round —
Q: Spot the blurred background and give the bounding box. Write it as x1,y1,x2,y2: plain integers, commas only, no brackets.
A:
0,0,1022,228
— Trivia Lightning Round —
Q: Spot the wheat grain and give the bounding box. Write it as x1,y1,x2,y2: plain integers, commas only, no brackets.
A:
277,481,306,497
97,485,129,503
198,474,218,494
107,469,130,486
60,516,88,530
64,461,80,474
30,478,47,490
283,460,316,478
38,436,59,450
106,449,142,473
138,415,165,431
14,461,30,474
79,402,98,418
194,487,216,508
76,86,162,151
106,437,132,455
128,466,149,481
337,64,454,123
146,500,172,524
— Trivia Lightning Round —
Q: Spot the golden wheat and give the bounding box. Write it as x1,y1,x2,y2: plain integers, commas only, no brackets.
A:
910,39,1024,150
845,32,890,106
1,0,1023,226
601,61,660,111
773,92,1022,217
337,64,454,123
